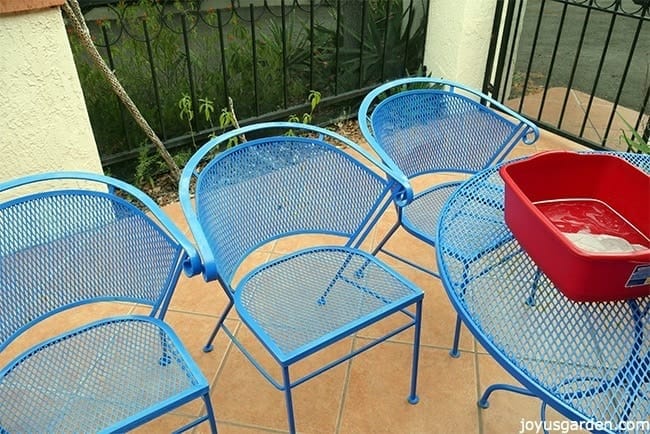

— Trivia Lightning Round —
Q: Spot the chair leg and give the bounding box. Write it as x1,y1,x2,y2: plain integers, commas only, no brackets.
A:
318,252,356,305
371,219,400,257
344,218,400,291
202,391,219,433
526,268,543,307
282,366,297,434
408,299,423,404
204,299,234,352
450,315,462,358
478,383,536,408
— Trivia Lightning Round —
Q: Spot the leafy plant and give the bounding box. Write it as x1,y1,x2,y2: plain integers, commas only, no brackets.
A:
199,97,216,131
178,93,195,145
172,148,193,168
218,105,240,149
317,0,428,90
134,143,193,190
178,93,218,147
288,90,322,124
618,114,650,154
135,145,167,189
253,14,314,112
286,90,322,136
68,0,427,170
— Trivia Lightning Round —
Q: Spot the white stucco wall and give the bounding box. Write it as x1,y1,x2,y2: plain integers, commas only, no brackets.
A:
0,6,103,184
423,0,497,90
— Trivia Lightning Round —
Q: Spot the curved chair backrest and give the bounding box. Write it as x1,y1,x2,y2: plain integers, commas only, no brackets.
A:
0,172,199,351
179,122,411,284
359,77,540,179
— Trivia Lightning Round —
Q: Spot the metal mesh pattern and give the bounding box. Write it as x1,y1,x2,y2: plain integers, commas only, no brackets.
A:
0,192,182,347
237,247,420,359
618,152,650,172
196,137,388,282
371,90,519,177
0,318,200,432
438,155,649,426
402,182,461,242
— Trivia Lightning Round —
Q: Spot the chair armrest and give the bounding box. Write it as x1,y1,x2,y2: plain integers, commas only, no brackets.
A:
178,163,220,282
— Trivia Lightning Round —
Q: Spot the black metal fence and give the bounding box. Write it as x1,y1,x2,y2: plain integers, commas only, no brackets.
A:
485,0,649,150
69,0,430,167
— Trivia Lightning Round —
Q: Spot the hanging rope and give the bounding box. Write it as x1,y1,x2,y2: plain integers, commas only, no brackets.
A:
62,0,181,181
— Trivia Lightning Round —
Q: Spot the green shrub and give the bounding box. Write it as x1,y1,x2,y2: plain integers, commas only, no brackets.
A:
68,0,426,167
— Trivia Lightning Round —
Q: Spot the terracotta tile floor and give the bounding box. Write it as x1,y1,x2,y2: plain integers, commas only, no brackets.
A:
138,128,594,434
508,87,646,151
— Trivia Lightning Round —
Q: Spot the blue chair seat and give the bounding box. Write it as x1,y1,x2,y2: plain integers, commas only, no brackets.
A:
236,247,421,364
401,181,463,243
0,316,207,433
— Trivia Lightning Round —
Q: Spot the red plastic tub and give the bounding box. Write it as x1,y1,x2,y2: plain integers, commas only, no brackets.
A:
500,151,650,302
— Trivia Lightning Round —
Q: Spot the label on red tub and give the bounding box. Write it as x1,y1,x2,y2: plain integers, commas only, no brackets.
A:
626,264,650,287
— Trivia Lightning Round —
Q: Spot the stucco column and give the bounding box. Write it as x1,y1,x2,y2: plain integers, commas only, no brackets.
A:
0,1,103,183
423,0,497,90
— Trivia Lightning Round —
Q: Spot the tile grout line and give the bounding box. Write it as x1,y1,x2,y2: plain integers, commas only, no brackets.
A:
473,337,486,434
570,88,603,142
334,335,358,434
207,319,241,388
167,307,221,319
202,319,241,432
217,420,289,433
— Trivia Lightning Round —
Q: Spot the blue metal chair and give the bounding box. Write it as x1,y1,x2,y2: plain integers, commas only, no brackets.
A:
358,77,540,356
0,172,217,433
179,122,424,434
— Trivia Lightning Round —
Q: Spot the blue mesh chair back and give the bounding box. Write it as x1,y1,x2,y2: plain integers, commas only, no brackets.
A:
180,122,424,433
0,172,217,433
358,77,539,357
194,133,402,284
370,88,534,177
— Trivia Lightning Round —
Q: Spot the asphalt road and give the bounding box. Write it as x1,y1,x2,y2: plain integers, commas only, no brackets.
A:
514,0,649,112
